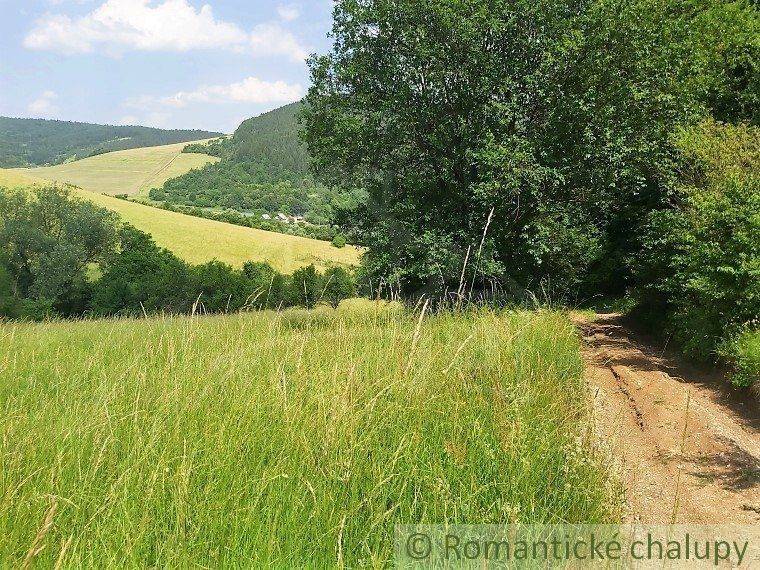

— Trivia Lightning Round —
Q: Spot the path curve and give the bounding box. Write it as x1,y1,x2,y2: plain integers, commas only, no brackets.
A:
576,314,760,523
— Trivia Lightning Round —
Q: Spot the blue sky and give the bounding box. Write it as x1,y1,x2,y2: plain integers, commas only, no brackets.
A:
0,0,334,133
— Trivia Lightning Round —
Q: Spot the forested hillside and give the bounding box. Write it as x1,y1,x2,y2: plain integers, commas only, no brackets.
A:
0,116,221,167
150,103,366,229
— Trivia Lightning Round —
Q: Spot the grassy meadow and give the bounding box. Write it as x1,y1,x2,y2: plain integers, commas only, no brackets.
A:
77,191,363,272
0,304,614,567
0,170,362,272
11,141,219,197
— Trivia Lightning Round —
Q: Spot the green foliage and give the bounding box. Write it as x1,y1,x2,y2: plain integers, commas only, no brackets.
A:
0,187,359,320
92,230,359,318
633,120,760,360
0,116,220,167
722,330,760,388
682,0,760,125
242,261,289,309
0,185,118,318
149,103,366,236
289,265,324,309
92,225,193,316
323,267,356,308
302,0,758,300
183,137,230,158
331,233,347,248
0,257,19,319
190,260,252,314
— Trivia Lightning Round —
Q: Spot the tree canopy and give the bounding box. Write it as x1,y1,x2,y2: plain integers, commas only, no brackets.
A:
302,0,758,299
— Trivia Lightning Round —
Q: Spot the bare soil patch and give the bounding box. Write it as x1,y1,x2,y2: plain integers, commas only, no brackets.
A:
576,313,760,523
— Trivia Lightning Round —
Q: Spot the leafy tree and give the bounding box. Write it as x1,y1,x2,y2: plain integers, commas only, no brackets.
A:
0,255,19,319
323,267,356,307
0,185,117,317
632,120,760,359
92,225,192,316
190,261,251,314
289,265,324,309
302,0,757,299
242,261,288,309
331,234,347,248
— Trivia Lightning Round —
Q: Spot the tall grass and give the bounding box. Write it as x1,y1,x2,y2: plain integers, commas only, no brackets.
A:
0,304,613,567
725,329,760,391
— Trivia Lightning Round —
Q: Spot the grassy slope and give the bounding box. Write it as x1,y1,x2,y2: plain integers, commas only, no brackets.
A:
0,168,362,272
0,306,612,566
13,141,219,197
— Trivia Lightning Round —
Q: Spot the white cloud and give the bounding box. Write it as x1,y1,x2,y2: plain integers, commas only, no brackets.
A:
25,0,248,54
24,0,311,62
27,91,59,117
160,76,305,107
250,23,309,63
277,4,300,22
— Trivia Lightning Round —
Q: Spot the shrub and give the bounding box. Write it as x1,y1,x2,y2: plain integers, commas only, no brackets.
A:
190,260,250,314
289,265,324,309
92,225,192,316
331,234,347,249
633,120,760,361
722,330,760,389
242,261,288,309
323,267,356,308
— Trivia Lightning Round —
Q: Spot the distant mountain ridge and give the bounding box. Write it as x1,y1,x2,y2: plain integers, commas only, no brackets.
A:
0,116,222,168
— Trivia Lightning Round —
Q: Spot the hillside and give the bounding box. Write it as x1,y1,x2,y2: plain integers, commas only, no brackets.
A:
150,103,366,228
0,116,221,167
0,169,362,272
17,141,220,197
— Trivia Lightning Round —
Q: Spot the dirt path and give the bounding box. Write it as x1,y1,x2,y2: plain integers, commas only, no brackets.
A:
576,314,760,524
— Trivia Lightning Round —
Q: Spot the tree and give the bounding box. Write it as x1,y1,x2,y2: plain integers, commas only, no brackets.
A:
289,265,324,308
0,185,117,317
0,255,19,319
323,267,356,307
92,225,191,316
302,0,758,299
190,260,249,314
632,120,760,360
242,261,288,309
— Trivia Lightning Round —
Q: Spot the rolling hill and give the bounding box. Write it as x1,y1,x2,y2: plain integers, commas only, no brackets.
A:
150,103,366,228
0,116,221,167
0,168,363,272
16,141,219,197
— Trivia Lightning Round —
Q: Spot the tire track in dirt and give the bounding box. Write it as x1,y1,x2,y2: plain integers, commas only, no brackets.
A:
575,313,760,524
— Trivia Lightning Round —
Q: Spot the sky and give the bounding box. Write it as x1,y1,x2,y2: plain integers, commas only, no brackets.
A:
0,0,335,133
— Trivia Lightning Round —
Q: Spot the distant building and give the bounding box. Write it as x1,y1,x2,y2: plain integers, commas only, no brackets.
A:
261,214,272,220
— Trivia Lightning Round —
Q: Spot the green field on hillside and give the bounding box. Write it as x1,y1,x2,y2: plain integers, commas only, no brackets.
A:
12,141,219,197
0,169,362,272
0,305,613,567
0,115,221,168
